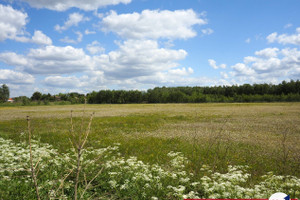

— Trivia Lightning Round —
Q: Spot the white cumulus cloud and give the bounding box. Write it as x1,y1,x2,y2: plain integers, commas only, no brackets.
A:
94,39,187,79
231,63,256,76
19,0,132,11
0,69,34,84
267,27,300,46
0,45,93,74
44,73,105,92
86,41,105,54
168,67,194,76
13,30,52,45
0,5,51,45
31,30,52,45
229,47,300,84
0,52,28,66
208,59,226,69
44,76,81,88
254,48,279,58
55,13,89,32
0,4,28,41
101,9,206,40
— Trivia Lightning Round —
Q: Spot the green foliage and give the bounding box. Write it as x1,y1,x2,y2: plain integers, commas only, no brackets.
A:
87,90,144,104
43,99,50,105
87,80,300,104
200,165,300,198
0,138,299,199
21,96,31,106
31,91,42,101
0,84,9,103
2,80,300,106
54,100,72,105
1,105,299,180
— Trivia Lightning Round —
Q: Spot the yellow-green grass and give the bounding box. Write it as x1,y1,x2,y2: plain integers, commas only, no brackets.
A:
1,103,299,182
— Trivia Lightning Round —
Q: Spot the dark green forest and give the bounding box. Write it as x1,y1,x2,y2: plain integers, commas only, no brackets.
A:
87,80,300,103
2,80,300,105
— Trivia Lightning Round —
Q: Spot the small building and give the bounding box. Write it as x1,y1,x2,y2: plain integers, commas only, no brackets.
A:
7,98,14,103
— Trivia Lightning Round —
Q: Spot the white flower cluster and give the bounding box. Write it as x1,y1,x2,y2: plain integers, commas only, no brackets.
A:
0,137,70,177
201,165,300,198
257,172,300,197
167,151,189,169
102,151,200,199
1,137,299,199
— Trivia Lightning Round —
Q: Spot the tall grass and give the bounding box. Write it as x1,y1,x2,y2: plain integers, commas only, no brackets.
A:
0,137,299,199
0,103,300,198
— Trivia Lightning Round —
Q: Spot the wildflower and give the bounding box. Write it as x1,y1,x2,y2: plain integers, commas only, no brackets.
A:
108,180,118,188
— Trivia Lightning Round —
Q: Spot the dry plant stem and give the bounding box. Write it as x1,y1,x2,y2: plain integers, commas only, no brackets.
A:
70,110,78,148
70,110,75,137
80,167,104,199
84,173,88,187
34,158,41,177
53,169,74,198
74,139,81,199
27,116,41,200
191,129,202,173
74,112,94,200
80,98,87,133
87,193,98,200
206,116,231,171
81,113,94,149
281,130,289,175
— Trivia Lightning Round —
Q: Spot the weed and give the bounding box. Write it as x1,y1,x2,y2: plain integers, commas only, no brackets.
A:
0,103,300,198
0,137,299,199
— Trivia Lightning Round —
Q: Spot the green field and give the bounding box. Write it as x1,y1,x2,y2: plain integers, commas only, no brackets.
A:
1,103,300,199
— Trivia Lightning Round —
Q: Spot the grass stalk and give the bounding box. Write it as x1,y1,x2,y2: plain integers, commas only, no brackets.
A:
27,116,41,200
80,167,104,199
72,108,95,200
53,169,74,198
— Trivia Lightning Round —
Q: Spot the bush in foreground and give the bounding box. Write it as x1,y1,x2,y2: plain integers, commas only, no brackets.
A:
0,137,299,199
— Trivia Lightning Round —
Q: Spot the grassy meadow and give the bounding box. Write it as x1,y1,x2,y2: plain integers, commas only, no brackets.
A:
0,103,300,199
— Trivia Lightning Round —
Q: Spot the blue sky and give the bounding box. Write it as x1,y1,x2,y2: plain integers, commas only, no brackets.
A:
0,0,300,97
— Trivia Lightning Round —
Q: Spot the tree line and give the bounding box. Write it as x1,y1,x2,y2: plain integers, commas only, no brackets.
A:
1,80,300,105
87,80,300,104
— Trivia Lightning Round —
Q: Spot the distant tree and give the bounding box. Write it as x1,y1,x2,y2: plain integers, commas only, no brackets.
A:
21,96,30,106
87,91,97,104
58,93,67,101
41,93,52,101
31,91,42,101
0,84,10,103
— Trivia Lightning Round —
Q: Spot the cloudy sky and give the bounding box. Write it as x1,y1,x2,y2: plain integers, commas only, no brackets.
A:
1,0,300,97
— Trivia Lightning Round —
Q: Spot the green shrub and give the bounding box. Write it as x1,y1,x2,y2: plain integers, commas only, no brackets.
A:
1,137,299,199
